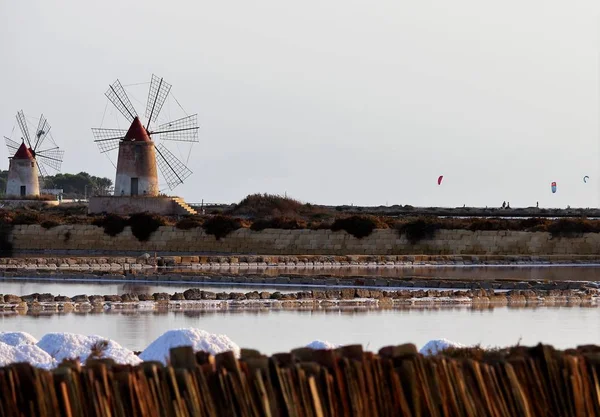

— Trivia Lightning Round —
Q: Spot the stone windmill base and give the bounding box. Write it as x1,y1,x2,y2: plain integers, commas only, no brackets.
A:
88,195,196,216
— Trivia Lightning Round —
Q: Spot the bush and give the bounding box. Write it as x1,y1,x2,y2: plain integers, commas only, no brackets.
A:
396,219,440,244
250,217,307,232
547,218,600,238
228,193,325,218
128,213,166,242
92,214,127,237
40,220,60,229
175,217,203,230
330,215,383,239
11,212,41,225
203,215,246,240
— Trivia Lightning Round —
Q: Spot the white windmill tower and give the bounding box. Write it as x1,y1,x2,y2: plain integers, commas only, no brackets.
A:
4,111,64,197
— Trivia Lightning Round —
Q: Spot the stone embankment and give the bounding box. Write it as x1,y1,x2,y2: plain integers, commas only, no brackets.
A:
10,224,600,255
1,288,598,315
2,254,600,272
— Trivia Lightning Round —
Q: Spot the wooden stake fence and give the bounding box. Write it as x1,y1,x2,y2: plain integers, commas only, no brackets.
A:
2,343,600,416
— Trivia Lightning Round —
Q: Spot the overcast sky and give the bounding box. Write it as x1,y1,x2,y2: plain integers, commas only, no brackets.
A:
1,0,598,208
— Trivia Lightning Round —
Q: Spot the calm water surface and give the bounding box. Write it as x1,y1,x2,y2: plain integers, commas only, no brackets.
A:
1,266,600,353
1,307,599,354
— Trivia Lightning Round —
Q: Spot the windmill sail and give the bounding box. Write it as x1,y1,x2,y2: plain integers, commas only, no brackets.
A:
151,114,199,142
105,79,138,123
34,114,51,151
4,136,21,154
16,110,32,148
145,74,172,125
92,128,128,153
155,143,193,190
36,147,65,172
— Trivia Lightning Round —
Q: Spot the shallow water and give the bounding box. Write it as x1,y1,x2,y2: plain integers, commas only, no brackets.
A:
1,306,599,354
1,264,600,297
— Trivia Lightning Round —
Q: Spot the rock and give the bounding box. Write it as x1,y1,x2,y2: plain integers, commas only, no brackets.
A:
153,293,170,301
270,292,283,300
325,290,341,299
202,291,217,300
355,289,370,298
103,295,122,302
296,291,312,300
340,289,354,300
4,294,22,303
259,292,270,300
21,293,39,302
370,290,384,299
121,293,139,302
312,291,326,299
229,292,246,300
138,293,153,301
71,294,89,303
89,295,104,303
245,291,260,300
183,288,202,300
170,293,185,301
54,295,70,302
215,292,228,300
38,293,54,302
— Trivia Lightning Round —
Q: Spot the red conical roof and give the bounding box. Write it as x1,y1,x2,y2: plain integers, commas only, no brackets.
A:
13,142,34,160
124,117,151,142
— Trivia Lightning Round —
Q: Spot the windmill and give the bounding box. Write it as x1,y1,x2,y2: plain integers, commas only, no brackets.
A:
92,75,199,196
3,111,64,196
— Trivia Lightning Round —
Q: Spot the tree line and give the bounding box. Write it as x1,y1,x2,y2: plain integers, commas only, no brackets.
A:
0,171,112,198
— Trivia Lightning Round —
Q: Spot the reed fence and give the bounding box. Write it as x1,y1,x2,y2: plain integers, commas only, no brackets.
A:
2,343,600,416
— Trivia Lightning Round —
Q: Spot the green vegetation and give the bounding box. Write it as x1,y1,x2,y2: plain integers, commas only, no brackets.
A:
0,171,112,198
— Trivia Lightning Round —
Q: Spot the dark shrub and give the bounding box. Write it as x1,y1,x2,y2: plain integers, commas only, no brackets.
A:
396,219,440,244
203,215,245,240
0,223,13,256
92,214,127,236
547,218,600,238
467,218,510,231
128,213,166,242
518,217,549,232
330,215,382,239
40,220,60,229
250,217,307,232
175,217,203,230
11,212,40,225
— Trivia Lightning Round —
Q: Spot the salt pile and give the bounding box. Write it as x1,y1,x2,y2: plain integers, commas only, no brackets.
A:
419,338,466,355
0,331,38,346
306,340,339,350
140,328,240,364
37,333,142,365
0,341,56,369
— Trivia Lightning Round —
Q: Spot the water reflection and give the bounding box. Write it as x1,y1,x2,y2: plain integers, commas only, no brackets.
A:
1,305,599,354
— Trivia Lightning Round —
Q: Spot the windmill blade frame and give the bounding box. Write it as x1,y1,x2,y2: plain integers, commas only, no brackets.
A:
4,136,20,154
105,79,138,123
155,143,193,190
16,110,32,148
145,74,172,126
34,114,51,151
37,159,49,179
36,147,65,172
150,114,199,143
92,128,128,153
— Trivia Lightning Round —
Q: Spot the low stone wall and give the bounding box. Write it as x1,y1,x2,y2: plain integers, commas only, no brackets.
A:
8,225,600,255
88,196,189,215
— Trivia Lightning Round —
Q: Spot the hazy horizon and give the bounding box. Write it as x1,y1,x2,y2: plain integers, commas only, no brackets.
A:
1,0,599,208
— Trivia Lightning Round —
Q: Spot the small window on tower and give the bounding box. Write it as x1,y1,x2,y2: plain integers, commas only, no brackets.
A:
31,162,34,167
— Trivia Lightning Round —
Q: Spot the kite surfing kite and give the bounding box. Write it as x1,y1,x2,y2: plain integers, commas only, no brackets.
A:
551,182,557,193
437,175,444,185
584,176,590,183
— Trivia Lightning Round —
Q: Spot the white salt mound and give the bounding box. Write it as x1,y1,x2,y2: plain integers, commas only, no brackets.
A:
36,333,141,365
139,328,240,364
0,331,38,346
0,341,56,369
419,338,466,356
306,340,339,350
